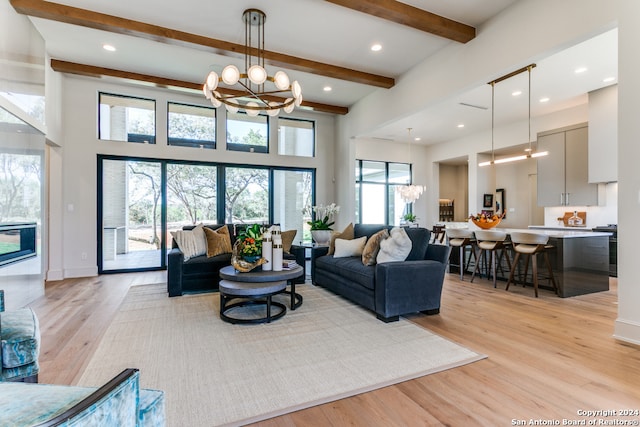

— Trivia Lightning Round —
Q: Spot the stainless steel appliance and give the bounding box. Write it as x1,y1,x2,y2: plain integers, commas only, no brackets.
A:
592,224,617,277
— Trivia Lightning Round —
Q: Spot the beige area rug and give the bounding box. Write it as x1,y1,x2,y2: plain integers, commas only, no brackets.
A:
79,283,486,426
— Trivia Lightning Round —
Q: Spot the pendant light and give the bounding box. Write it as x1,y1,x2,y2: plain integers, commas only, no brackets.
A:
479,64,548,166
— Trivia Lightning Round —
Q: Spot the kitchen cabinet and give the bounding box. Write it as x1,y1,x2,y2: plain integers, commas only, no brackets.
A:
537,124,598,206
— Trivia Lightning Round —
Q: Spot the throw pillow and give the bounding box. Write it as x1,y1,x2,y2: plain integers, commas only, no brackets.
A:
334,236,367,258
328,223,354,255
361,228,389,266
203,225,233,258
170,229,198,261
192,223,207,257
281,230,297,254
377,227,412,264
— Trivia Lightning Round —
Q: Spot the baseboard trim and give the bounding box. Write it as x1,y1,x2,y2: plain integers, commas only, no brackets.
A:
63,267,98,279
46,269,64,281
613,318,640,346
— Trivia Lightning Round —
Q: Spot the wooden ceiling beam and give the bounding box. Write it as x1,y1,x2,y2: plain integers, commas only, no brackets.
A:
325,0,475,43
50,59,349,115
11,0,394,89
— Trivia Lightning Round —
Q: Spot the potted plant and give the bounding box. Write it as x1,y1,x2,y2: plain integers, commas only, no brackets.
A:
236,224,263,262
402,212,417,223
305,203,340,244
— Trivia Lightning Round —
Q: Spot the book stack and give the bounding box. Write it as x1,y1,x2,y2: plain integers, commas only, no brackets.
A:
282,260,298,269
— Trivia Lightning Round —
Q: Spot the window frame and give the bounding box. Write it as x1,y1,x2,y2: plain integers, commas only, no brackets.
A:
167,101,216,149
226,111,269,154
277,116,316,157
355,159,413,225
98,92,156,144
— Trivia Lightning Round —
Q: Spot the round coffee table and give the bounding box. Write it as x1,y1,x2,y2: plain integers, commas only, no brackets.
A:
219,265,304,311
219,279,287,324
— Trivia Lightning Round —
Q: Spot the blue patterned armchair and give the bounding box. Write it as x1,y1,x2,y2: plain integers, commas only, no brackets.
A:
0,368,165,426
0,289,41,382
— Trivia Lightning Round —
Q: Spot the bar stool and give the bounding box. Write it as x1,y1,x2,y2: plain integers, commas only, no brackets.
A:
506,232,558,297
446,228,476,280
471,230,512,288
430,225,446,244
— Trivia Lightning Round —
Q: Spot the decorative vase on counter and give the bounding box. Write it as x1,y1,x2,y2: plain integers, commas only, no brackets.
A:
311,229,332,245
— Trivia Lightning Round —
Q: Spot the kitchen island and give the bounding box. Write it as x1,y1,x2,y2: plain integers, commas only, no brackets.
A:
454,227,612,297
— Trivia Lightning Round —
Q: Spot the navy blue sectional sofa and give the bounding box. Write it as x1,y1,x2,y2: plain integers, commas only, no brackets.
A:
312,224,450,322
167,224,305,297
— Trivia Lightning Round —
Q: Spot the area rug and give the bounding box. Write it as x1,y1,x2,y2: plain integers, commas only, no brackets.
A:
79,283,485,426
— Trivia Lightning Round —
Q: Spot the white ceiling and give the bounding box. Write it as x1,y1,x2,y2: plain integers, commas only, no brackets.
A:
22,0,617,148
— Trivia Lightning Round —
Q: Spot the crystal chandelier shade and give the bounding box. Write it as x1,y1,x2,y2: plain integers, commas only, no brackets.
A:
202,9,302,117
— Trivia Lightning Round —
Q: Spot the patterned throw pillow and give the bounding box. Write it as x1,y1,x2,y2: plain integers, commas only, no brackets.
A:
203,225,233,258
376,227,412,264
361,228,389,266
328,223,354,255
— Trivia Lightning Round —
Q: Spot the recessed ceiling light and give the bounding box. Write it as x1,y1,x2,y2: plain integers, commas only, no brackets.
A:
603,76,616,83
512,90,522,97
323,86,332,92
539,97,550,103
457,124,465,128
103,44,116,52
575,67,588,74
414,137,421,141
371,44,382,52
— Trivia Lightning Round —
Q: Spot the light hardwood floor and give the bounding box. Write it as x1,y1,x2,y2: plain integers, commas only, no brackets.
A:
30,271,640,426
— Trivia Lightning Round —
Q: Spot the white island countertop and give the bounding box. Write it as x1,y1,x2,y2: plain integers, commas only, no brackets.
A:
513,227,612,238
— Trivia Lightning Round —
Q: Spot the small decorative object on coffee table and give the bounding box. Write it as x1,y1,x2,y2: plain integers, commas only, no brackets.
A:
232,224,266,272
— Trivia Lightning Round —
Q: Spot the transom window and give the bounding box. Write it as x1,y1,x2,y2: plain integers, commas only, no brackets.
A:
167,102,216,149
98,93,156,144
278,118,314,157
226,111,268,153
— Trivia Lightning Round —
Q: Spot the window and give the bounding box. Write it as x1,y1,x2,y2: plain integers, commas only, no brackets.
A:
224,167,269,223
226,111,268,153
98,155,314,273
167,102,216,149
278,118,314,157
355,160,411,226
273,169,312,243
99,93,156,144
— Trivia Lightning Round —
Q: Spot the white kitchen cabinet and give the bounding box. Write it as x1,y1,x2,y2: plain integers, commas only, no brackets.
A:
537,124,598,206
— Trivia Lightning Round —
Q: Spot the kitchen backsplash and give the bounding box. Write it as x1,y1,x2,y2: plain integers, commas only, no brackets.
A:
543,182,617,227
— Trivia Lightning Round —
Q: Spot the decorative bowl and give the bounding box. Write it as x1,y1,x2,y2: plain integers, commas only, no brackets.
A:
469,213,504,229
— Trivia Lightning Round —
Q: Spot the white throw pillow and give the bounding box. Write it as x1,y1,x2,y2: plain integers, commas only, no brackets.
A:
192,223,207,257
171,229,198,261
333,236,367,258
376,227,412,264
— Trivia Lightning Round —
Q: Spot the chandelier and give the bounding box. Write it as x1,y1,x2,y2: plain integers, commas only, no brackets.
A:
396,128,426,203
202,9,302,117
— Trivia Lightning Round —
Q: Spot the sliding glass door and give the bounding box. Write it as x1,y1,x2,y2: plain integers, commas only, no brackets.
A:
99,156,314,273
99,158,165,272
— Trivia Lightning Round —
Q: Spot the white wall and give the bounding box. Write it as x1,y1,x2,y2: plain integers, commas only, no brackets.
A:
615,0,640,345
50,75,337,278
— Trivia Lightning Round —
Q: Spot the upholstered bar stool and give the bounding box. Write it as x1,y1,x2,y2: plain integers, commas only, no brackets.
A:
446,228,476,280
506,232,558,297
471,230,512,288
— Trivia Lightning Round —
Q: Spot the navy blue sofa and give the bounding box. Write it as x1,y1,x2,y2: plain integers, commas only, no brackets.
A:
312,224,450,322
168,224,305,297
